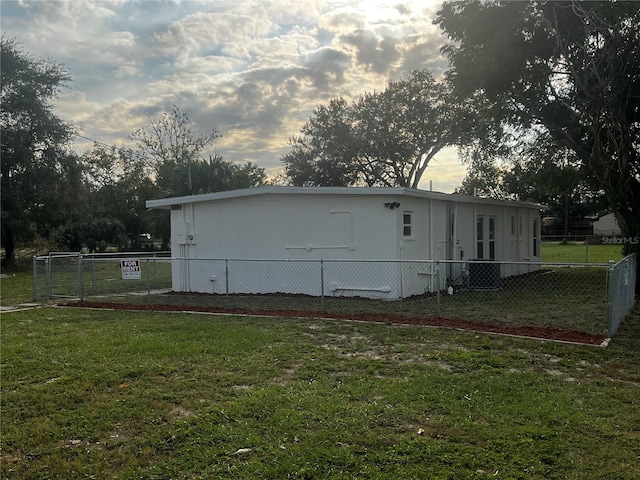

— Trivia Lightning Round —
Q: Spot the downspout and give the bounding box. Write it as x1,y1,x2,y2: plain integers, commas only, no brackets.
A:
429,198,434,260
453,201,459,285
429,198,435,292
453,202,459,260
473,203,478,258
516,206,520,262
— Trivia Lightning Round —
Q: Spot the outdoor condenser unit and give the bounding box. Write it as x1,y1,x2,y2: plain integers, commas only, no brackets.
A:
468,260,501,290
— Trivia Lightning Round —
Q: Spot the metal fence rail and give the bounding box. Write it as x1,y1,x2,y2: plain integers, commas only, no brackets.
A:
33,253,637,339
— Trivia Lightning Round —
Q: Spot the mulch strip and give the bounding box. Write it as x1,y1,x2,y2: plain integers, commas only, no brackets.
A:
64,301,607,346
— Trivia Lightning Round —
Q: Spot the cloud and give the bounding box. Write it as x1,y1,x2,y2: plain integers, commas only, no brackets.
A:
318,6,366,32
2,0,467,191
302,47,351,83
153,11,273,64
341,29,401,74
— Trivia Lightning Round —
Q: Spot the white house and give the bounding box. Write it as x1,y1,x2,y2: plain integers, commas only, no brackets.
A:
593,212,622,236
146,186,542,298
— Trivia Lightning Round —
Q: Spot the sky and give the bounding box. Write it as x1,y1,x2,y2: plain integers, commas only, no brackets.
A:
1,0,466,192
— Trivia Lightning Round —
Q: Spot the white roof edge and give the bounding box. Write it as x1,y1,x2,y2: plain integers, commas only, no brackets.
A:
145,186,543,209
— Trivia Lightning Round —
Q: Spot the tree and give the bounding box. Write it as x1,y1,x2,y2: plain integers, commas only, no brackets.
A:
459,152,513,199
436,1,640,254
131,105,221,196
460,135,606,239
80,144,160,250
191,154,266,193
132,106,266,246
282,70,468,188
281,98,363,186
1,37,77,265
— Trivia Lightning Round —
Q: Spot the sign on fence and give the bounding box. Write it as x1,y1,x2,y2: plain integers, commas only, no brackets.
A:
121,259,141,279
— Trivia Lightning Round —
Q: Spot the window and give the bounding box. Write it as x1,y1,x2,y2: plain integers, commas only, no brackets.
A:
532,218,539,257
519,216,523,236
403,212,413,237
489,216,496,260
477,215,496,260
476,216,484,259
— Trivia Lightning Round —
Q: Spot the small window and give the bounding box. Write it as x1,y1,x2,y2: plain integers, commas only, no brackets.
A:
532,219,539,257
403,212,413,237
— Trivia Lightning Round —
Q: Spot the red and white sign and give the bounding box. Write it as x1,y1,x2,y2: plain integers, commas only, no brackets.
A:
121,259,141,279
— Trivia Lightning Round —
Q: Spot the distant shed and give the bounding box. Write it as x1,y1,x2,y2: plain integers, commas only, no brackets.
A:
593,212,622,236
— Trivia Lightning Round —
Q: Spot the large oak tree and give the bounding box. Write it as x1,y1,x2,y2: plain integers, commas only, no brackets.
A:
436,1,640,255
282,70,469,188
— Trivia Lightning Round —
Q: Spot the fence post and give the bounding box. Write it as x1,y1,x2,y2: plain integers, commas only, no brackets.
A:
629,254,637,312
146,257,151,304
77,253,84,301
153,252,157,287
32,256,37,302
585,237,589,263
320,259,325,311
225,259,229,296
45,255,51,301
606,259,616,337
90,254,95,292
436,260,441,317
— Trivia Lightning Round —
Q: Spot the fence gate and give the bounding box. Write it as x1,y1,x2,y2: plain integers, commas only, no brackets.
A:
33,253,82,301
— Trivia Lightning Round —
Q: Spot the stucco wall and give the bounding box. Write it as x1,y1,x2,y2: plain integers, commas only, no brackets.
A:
171,193,408,260
162,190,541,298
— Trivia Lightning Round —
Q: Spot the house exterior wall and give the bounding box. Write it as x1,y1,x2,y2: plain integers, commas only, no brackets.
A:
169,193,412,297
150,188,542,298
171,193,404,260
593,212,621,236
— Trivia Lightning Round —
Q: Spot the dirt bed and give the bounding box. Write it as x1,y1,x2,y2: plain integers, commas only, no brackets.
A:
65,300,607,346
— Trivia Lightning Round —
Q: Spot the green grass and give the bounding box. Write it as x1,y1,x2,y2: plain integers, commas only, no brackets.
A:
1,307,639,479
0,272,34,306
541,241,624,263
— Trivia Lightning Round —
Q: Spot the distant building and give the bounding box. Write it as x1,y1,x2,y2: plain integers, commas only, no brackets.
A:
593,212,621,236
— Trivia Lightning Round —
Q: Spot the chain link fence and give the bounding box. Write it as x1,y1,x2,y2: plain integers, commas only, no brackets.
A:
33,253,637,338
607,253,637,337
32,252,172,301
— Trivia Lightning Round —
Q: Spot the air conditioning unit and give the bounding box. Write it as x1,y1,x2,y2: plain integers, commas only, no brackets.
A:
468,260,501,290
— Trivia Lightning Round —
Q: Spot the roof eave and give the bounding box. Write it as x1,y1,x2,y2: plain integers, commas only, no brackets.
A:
145,186,545,210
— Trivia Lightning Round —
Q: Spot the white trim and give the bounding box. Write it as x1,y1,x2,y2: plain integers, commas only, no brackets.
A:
146,186,544,210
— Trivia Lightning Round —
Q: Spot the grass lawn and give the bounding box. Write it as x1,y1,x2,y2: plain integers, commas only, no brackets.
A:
0,272,34,306
1,306,639,479
541,241,624,263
